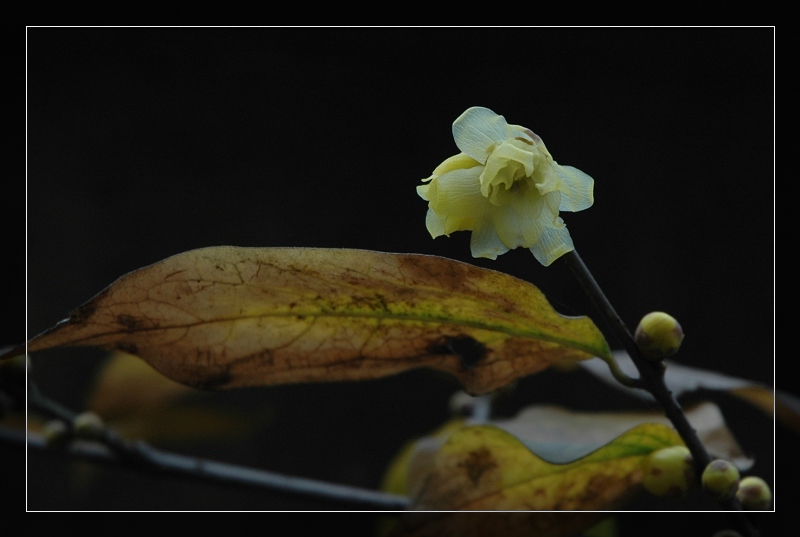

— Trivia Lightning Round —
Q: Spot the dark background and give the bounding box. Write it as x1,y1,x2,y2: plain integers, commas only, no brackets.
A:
18,27,779,531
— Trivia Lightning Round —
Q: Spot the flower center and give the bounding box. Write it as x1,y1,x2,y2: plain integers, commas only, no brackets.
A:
480,139,537,206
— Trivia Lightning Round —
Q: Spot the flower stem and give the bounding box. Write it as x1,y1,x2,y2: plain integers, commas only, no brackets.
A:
561,250,710,463
560,249,759,535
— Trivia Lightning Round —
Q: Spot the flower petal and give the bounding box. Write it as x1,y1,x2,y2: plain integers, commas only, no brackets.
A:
507,125,540,145
491,188,561,250
425,167,492,235
416,183,432,201
452,107,508,164
533,155,562,197
529,217,575,266
427,153,481,181
554,164,595,213
425,208,446,238
481,141,536,193
470,219,510,260
419,107,593,267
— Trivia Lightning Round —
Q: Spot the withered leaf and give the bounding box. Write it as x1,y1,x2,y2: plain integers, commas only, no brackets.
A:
488,401,751,470
403,422,682,511
17,247,611,395
381,402,748,535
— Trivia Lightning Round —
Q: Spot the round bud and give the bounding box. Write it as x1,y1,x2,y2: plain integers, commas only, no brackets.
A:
736,476,772,510
635,312,684,360
42,419,71,449
73,411,105,440
702,459,740,501
641,445,695,498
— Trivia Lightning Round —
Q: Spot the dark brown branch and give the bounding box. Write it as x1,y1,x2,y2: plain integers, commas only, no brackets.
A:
560,249,759,537
20,383,410,511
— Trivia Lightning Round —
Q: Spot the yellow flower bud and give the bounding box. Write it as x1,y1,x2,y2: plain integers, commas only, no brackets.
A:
634,311,684,360
736,476,772,510
641,445,695,499
701,459,740,501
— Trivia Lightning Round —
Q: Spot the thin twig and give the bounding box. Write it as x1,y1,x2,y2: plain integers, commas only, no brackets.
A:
22,381,410,510
561,249,760,537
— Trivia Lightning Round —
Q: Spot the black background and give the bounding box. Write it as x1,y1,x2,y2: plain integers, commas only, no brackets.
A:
19,27,779,532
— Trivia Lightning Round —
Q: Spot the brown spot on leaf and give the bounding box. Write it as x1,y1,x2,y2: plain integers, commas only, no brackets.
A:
68,289,109,325
457,448,497,484
449,336,487,370
428,336,487,371
117,314,139,330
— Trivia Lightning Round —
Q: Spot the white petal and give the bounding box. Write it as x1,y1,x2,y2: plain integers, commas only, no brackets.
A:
489,204,534,250
491,188,560,249
416,183,431,201
533,158,562,196
452,107,508,164
488,141,536,177
425,208,446,238
554,164,594,212
470,219,510,260
428,153,481,180
507,124,541,145
429,167,492,235
529,219,574,266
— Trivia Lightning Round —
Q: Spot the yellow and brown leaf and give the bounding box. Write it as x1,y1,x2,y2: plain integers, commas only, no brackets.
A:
13,247,611,395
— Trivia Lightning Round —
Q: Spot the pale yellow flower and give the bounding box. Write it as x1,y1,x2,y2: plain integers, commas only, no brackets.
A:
417,106,594,266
